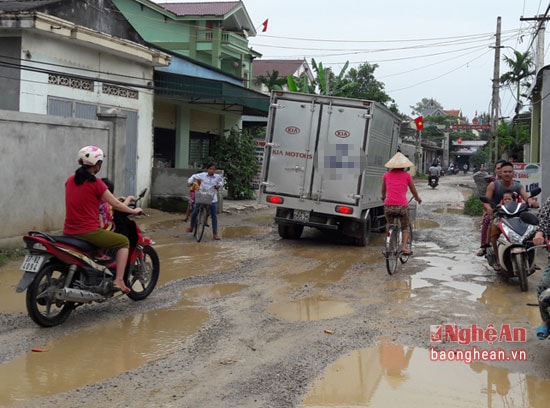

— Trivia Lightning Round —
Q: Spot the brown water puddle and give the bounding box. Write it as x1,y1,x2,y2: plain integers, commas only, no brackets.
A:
302,341,550,407
244,215,276,224
183,283,248,299
0,303,208,406
413,219,440,229
220,225,271,239
0,259,26,313
268,295,353,321
433,207,464,215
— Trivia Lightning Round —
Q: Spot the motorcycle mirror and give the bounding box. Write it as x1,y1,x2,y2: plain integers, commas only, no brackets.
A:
138,188,147,199
520,212,539,225
529,187,542,198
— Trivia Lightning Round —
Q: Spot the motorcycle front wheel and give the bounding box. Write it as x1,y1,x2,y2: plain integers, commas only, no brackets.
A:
26,263,75,327
126,245,160,301
512,253,529,292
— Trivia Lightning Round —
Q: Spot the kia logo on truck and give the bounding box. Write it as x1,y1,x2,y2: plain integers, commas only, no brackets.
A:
335,130,350,138
285,126,300,134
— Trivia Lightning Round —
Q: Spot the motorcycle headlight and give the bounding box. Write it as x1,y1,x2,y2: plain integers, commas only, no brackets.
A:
501,224,523,245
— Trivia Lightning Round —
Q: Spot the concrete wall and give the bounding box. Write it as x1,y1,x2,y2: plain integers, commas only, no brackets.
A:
0,110,120,247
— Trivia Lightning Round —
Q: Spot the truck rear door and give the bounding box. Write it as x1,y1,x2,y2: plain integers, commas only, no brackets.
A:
312,101,370,204
264,97,319,198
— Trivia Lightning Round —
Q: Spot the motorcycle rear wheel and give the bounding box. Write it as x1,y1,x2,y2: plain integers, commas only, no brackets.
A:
126,245,160,301
26,263,75,327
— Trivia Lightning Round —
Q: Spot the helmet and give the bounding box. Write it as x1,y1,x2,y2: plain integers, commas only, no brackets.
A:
78,146,104,166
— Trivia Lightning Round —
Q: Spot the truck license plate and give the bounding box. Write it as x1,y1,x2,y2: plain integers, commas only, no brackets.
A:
20,255,45,273
293,210,310,222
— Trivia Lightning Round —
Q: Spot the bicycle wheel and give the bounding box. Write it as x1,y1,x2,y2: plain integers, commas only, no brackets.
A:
385,227,399,275
400,225,413,264
195,206,207,242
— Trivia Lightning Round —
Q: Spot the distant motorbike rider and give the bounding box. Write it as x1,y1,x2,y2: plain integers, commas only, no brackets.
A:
428,162,440,186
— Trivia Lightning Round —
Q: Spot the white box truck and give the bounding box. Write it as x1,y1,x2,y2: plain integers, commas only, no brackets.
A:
258,91,402,246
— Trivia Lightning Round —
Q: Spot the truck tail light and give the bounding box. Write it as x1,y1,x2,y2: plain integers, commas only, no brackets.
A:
267,195,284,204
335,206,353,215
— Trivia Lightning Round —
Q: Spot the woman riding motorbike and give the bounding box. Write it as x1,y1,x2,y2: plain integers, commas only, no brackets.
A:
63,146,142,293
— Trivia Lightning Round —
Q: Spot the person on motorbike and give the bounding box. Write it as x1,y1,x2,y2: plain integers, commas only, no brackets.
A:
381,152,422,256
63,146,142,293
483,161,538,271
476,160,505,257
427,162,440,186
185,162,224,240
533,196,550,339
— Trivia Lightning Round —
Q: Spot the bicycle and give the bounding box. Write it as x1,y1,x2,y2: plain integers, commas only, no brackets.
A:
192,187,217,242
383,198,415,275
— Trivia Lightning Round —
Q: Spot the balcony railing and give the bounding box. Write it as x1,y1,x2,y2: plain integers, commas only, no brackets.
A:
196,30,249,52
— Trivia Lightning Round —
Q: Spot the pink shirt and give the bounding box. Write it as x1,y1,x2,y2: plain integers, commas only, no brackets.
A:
383,170,412,206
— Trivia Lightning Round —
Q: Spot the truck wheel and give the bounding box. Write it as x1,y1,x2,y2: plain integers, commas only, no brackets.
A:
278,224,303,239
355,214,372,247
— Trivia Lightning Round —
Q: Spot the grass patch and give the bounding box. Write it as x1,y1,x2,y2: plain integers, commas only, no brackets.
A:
463,196,484,216
0,248,25,267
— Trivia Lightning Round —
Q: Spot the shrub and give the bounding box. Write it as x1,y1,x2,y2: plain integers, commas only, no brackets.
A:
463,195,484,216
211,127,259,200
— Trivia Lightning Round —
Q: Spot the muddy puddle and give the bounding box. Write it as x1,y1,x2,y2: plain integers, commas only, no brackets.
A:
268,295,353,321
301,341,550,407
414,219,440,229
220,225,271,239
183,283,248,299
433,207,465,215
0,302,209,406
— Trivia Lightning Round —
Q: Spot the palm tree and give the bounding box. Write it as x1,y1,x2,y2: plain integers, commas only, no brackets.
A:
499,50,535,159
500,50,535,115
254,70,287,91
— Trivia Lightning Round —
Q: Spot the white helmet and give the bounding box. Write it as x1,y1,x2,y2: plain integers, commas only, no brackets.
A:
78,146,104,166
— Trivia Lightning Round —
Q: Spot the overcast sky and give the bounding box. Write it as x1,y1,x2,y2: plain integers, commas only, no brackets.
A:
153,0,549,120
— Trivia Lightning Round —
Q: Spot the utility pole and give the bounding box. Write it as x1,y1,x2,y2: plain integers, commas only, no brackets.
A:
490,16,501,167
520,11,550,73
521,11,550,163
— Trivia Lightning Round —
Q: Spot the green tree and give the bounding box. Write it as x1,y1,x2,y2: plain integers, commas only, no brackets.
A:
211,127,259,199
341,62,395,107
310,58,349,96
500,50,535,115
254,70,287,91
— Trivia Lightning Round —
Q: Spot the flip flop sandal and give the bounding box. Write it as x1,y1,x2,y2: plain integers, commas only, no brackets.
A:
536,325,549,340
401,250,413,256
493,263,502,271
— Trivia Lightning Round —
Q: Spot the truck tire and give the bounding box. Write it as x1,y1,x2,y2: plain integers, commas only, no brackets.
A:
278,224,304,240
355,214,372,247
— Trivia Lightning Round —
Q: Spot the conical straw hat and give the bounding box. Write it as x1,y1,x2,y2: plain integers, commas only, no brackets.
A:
385,152,414,169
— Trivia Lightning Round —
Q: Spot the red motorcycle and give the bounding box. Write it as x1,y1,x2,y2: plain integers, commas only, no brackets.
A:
16,189,160,327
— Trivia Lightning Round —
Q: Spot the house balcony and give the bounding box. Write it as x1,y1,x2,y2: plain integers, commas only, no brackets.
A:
196,30,249,56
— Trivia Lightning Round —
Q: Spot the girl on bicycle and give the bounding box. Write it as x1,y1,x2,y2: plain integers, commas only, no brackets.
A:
185,162,224,240
380,152,422,255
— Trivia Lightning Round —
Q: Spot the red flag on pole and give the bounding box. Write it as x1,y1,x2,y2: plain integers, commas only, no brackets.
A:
261,19,269,32
414,116,424,131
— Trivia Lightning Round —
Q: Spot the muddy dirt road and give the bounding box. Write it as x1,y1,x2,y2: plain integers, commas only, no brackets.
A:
2,173,550,408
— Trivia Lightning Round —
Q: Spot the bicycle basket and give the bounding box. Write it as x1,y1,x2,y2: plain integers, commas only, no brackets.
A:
195,189,216,205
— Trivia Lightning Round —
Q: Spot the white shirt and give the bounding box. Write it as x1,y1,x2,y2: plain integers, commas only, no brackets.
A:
188,172,224,203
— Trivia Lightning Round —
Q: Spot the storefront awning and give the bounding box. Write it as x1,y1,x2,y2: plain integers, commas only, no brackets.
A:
154,72,269,116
